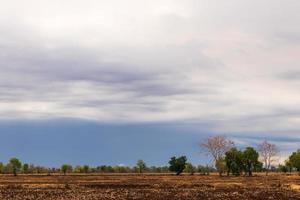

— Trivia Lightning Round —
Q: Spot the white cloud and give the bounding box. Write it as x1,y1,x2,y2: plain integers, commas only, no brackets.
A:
0,0,300,136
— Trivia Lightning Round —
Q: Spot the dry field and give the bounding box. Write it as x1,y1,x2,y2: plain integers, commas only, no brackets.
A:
0,173,300,200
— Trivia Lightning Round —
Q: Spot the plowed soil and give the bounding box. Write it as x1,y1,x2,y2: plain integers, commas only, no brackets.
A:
0,173,300,200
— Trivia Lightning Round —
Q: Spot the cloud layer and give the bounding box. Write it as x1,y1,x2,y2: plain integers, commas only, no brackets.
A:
1,0,300,135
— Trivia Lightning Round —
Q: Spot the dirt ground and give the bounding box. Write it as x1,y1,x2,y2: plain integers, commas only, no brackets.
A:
0,173,300,200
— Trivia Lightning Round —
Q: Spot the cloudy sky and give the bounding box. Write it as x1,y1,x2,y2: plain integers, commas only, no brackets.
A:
0,0,300,166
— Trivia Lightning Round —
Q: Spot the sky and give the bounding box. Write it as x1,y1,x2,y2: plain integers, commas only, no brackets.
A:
0,0,300,166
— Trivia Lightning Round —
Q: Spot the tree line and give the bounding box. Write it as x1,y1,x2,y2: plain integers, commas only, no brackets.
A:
0,158,216,176
200,135,300,177
1,135,300,176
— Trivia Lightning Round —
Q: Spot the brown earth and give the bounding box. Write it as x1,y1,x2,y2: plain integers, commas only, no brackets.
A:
0,173,300,200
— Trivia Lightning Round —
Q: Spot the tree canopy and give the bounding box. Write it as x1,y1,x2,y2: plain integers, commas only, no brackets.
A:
288,150,300,172
136,160,147,173
9,157,22,176
169,156,187,175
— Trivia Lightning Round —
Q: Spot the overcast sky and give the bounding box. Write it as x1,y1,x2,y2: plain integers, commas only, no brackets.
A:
0,0,300,165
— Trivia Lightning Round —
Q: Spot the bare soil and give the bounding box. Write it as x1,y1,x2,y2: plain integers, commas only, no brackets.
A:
0,173,300,199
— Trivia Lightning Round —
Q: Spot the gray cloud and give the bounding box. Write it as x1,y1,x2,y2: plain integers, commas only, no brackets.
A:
277,71,300,81
0,0,300,144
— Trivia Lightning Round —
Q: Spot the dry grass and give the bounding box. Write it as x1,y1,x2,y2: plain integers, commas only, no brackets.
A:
0,173,300,199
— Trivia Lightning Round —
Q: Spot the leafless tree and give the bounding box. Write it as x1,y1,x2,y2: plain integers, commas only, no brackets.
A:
258,140,279,175
200,135,234,175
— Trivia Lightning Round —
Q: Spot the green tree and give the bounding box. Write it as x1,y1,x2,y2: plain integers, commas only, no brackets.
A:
74,165,83,173
289,150,300,173
136,160,147,173
83,165,89,173
225,148,243,176
184,163,195,175
278,164,288,173
0,162,4,174
215,158,226,176
9,158,22,176
197,165,207,175
242,147,260,176
61,164,72,175
255,161,263,173
23,163,29,174
169,156,187,175
106,166,114,173
285,160,293,174
97,165,107,173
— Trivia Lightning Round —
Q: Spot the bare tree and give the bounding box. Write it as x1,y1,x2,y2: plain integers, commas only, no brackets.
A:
258,140,279,175
200,135,234,176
